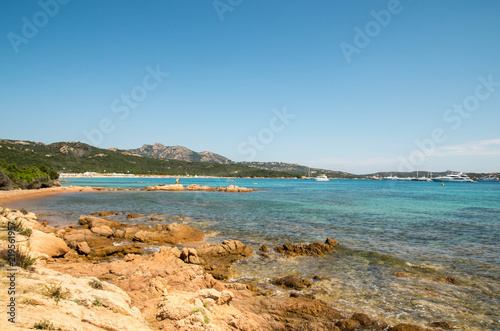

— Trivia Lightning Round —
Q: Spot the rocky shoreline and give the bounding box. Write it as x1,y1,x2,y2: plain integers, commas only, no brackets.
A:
0,207,444,330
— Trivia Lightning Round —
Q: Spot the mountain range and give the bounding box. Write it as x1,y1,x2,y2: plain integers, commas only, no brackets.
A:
127,143,232,164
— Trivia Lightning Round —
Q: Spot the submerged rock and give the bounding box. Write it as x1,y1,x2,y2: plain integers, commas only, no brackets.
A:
389,323,433,331
274,237,338,257
429,321,453,329
273,275,312,290
91,211,120,217
436,276,461,285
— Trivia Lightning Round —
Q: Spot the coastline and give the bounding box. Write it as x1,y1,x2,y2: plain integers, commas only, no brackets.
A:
0,186,92,204
1,181,493,330
0,184,259,205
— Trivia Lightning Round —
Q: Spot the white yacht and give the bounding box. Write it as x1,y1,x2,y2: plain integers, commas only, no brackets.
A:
431,172,475,182
476,175,499,182
313,174,329,181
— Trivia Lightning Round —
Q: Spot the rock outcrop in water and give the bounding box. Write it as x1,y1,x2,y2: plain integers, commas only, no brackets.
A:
274,237,339,257
54,214,206,258
142,183,259,192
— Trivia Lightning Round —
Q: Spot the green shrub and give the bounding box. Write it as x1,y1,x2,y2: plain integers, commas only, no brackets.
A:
0,169,13,190
15,247,37,270
10,220,32,237
0,161,59,190
93,298,103,306
88,280,103,290
33,319,54,330
43,283,70,305
204,316,210,324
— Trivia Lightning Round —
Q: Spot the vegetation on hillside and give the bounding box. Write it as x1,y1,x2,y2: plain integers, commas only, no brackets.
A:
0,139,298,179
0,160,59,190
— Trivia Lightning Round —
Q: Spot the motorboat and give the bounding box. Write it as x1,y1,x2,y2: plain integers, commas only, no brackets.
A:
431,172,475,182
411,177,432,182
313,174,329,181
476,175,499,182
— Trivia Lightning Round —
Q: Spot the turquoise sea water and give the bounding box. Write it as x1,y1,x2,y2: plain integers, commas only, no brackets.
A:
5,178,500,330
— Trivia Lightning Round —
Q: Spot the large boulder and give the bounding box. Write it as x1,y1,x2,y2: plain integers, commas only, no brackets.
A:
274,238,338,257
29,230,70,257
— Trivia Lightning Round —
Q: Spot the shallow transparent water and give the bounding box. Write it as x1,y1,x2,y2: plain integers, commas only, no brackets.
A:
6,178,500,329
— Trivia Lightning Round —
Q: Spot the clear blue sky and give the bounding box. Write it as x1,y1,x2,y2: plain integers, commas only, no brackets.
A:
1,0,499,174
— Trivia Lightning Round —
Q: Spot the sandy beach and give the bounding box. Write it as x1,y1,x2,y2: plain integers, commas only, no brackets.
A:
0,186,92,204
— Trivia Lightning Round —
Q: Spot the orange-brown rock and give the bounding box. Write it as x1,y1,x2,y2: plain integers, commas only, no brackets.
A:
259,244,269,252
429,321,453,329
76,241,91,255
274,237,338,257
142,183,258,193
78,215,122,229
90,244,143,258
195,239,253,279
351,312,388,329
132,222,204,245
336,319,361,330
29,230,70,257
389,323,433,331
